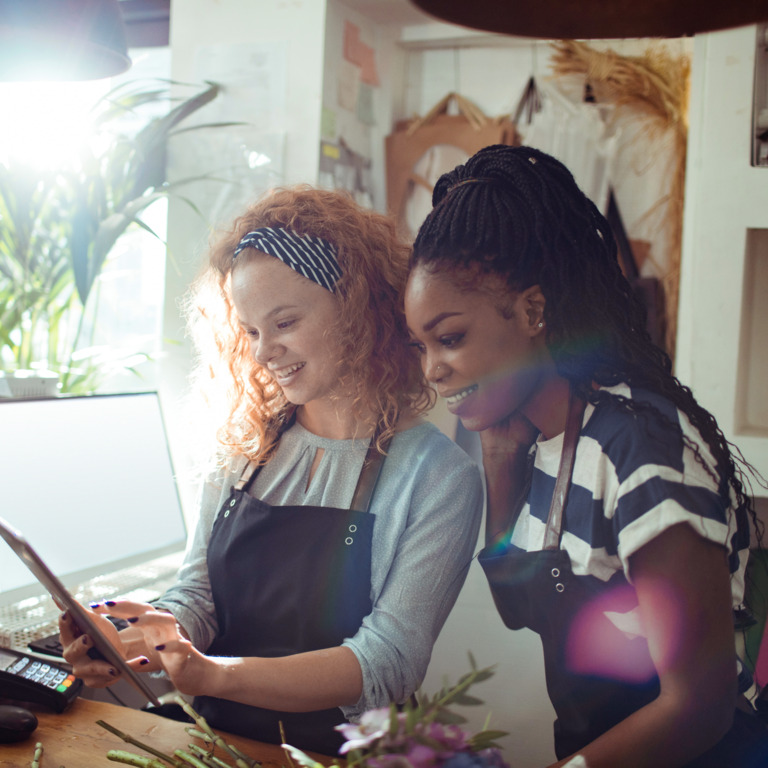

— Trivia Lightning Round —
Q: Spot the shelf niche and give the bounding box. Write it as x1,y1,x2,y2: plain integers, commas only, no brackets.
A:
737,228,768,436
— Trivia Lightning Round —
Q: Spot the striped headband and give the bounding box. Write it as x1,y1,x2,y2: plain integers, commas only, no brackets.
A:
233,227,342,292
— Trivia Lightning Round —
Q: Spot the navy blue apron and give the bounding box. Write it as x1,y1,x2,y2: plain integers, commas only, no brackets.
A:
479,394,768,766
193,426,387,756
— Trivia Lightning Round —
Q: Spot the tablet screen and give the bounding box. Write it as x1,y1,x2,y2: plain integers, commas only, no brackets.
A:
0,516,161,707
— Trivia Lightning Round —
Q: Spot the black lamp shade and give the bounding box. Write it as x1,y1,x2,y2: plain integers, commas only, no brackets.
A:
0,0,131,81
410,0,768,39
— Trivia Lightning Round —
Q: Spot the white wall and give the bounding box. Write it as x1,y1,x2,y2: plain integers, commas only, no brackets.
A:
677,24,768,488
400,37,545,120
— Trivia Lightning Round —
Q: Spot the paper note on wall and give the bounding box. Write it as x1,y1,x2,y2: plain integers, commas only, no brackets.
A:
343,20,380,87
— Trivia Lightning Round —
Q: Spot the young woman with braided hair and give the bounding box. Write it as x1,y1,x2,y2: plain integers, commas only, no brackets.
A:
59,186,483,755
405,144,767,768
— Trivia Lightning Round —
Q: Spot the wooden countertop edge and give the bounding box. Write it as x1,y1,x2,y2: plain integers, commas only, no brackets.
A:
0,697,340,768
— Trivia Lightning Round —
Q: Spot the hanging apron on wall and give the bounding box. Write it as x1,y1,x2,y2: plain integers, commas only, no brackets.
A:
194,428,388,756
479,393,768,766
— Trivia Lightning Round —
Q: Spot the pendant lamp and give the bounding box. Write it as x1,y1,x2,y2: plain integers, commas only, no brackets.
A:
409,0,768,39
0,0,131,82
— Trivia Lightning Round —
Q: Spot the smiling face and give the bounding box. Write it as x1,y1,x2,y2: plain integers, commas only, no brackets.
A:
231,252,344,422
405,265,550,432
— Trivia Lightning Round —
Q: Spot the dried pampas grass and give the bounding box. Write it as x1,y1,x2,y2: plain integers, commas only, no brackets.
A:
550,39,690,360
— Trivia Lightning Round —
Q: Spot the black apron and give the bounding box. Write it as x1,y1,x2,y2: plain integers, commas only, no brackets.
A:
479,393,768,766
193,427,387,756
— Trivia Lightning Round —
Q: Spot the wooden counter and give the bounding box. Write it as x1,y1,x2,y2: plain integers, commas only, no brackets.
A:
0,698,336,768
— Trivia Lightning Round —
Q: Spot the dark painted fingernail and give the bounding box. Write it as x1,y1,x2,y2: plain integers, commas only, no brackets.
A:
82,635,89,645
105,600,116,606
60,611,68,621
126,617,139,623
155,644,165,651
89,602,100,609
139,658,150,665
108,668,117,677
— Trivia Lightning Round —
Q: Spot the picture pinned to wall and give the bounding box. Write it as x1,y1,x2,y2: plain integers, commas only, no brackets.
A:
336,20,379,123
357,83,376,126
321,106,337,141
752,22,768,167
319,138,373,208
337,58,360,113
344,21,380,87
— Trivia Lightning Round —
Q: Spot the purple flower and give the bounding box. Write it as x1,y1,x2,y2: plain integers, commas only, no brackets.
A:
420,722,471,752
402,743,441,768
337,708,391,754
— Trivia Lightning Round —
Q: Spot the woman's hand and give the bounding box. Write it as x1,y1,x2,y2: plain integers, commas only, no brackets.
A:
92,601,213,697
65,598,365,708
480,411,539,546
479,409,539,459
58,602,152,687
63,603,364,709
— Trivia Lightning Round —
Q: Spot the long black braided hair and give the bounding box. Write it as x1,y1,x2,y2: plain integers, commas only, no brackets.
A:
412,144,762,554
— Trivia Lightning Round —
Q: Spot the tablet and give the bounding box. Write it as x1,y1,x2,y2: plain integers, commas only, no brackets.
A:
0,515,161,707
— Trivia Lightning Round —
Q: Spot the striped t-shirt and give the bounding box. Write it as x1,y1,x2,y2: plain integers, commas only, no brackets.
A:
505,383,750,619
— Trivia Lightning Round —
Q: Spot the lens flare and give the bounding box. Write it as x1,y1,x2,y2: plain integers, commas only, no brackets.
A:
565,582,657,684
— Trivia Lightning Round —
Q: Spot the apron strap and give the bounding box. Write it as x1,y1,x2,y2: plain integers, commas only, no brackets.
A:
235,461,259,491
542,390,586,550
350,430,392,514
234,408,299,492
234,416,392,514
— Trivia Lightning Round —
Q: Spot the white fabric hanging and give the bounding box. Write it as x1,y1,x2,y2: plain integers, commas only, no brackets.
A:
518,79,619,215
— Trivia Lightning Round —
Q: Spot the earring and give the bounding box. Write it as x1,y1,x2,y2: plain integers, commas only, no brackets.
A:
537,322,544,328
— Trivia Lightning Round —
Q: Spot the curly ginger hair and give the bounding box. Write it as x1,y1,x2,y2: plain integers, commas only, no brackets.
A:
186,185,433,467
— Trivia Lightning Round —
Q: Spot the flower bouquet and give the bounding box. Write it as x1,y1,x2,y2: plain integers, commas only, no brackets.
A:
284,655,511,768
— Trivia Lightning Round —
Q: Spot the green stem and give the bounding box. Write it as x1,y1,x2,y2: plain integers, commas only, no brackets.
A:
175,697,253,768
107,749,169,768
62,291,89,389
173,749,209,768
188,744,232,768
226,743,261,768
18,305,36,369
97,719,182,767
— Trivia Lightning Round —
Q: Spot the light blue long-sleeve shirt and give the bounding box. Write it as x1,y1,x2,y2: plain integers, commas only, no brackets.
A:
154,419,483,721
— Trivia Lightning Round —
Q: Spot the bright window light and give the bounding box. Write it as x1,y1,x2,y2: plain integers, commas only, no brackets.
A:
0,80,106,169
0,48,172,394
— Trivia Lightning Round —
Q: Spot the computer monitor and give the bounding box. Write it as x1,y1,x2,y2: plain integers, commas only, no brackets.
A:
0,392,187,606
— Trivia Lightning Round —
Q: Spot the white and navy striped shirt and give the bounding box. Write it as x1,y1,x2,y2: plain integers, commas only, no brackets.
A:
506,383,750,628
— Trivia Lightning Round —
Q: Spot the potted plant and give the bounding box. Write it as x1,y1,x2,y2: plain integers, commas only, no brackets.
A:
0,79,231,394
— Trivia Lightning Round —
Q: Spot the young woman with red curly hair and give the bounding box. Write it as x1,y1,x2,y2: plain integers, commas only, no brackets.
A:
60,186,483,755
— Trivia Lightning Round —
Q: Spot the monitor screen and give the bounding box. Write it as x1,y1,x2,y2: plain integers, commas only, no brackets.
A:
0,392,187,605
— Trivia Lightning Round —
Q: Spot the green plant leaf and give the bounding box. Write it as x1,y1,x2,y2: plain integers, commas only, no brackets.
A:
447,694,485,707
1,76,230,390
